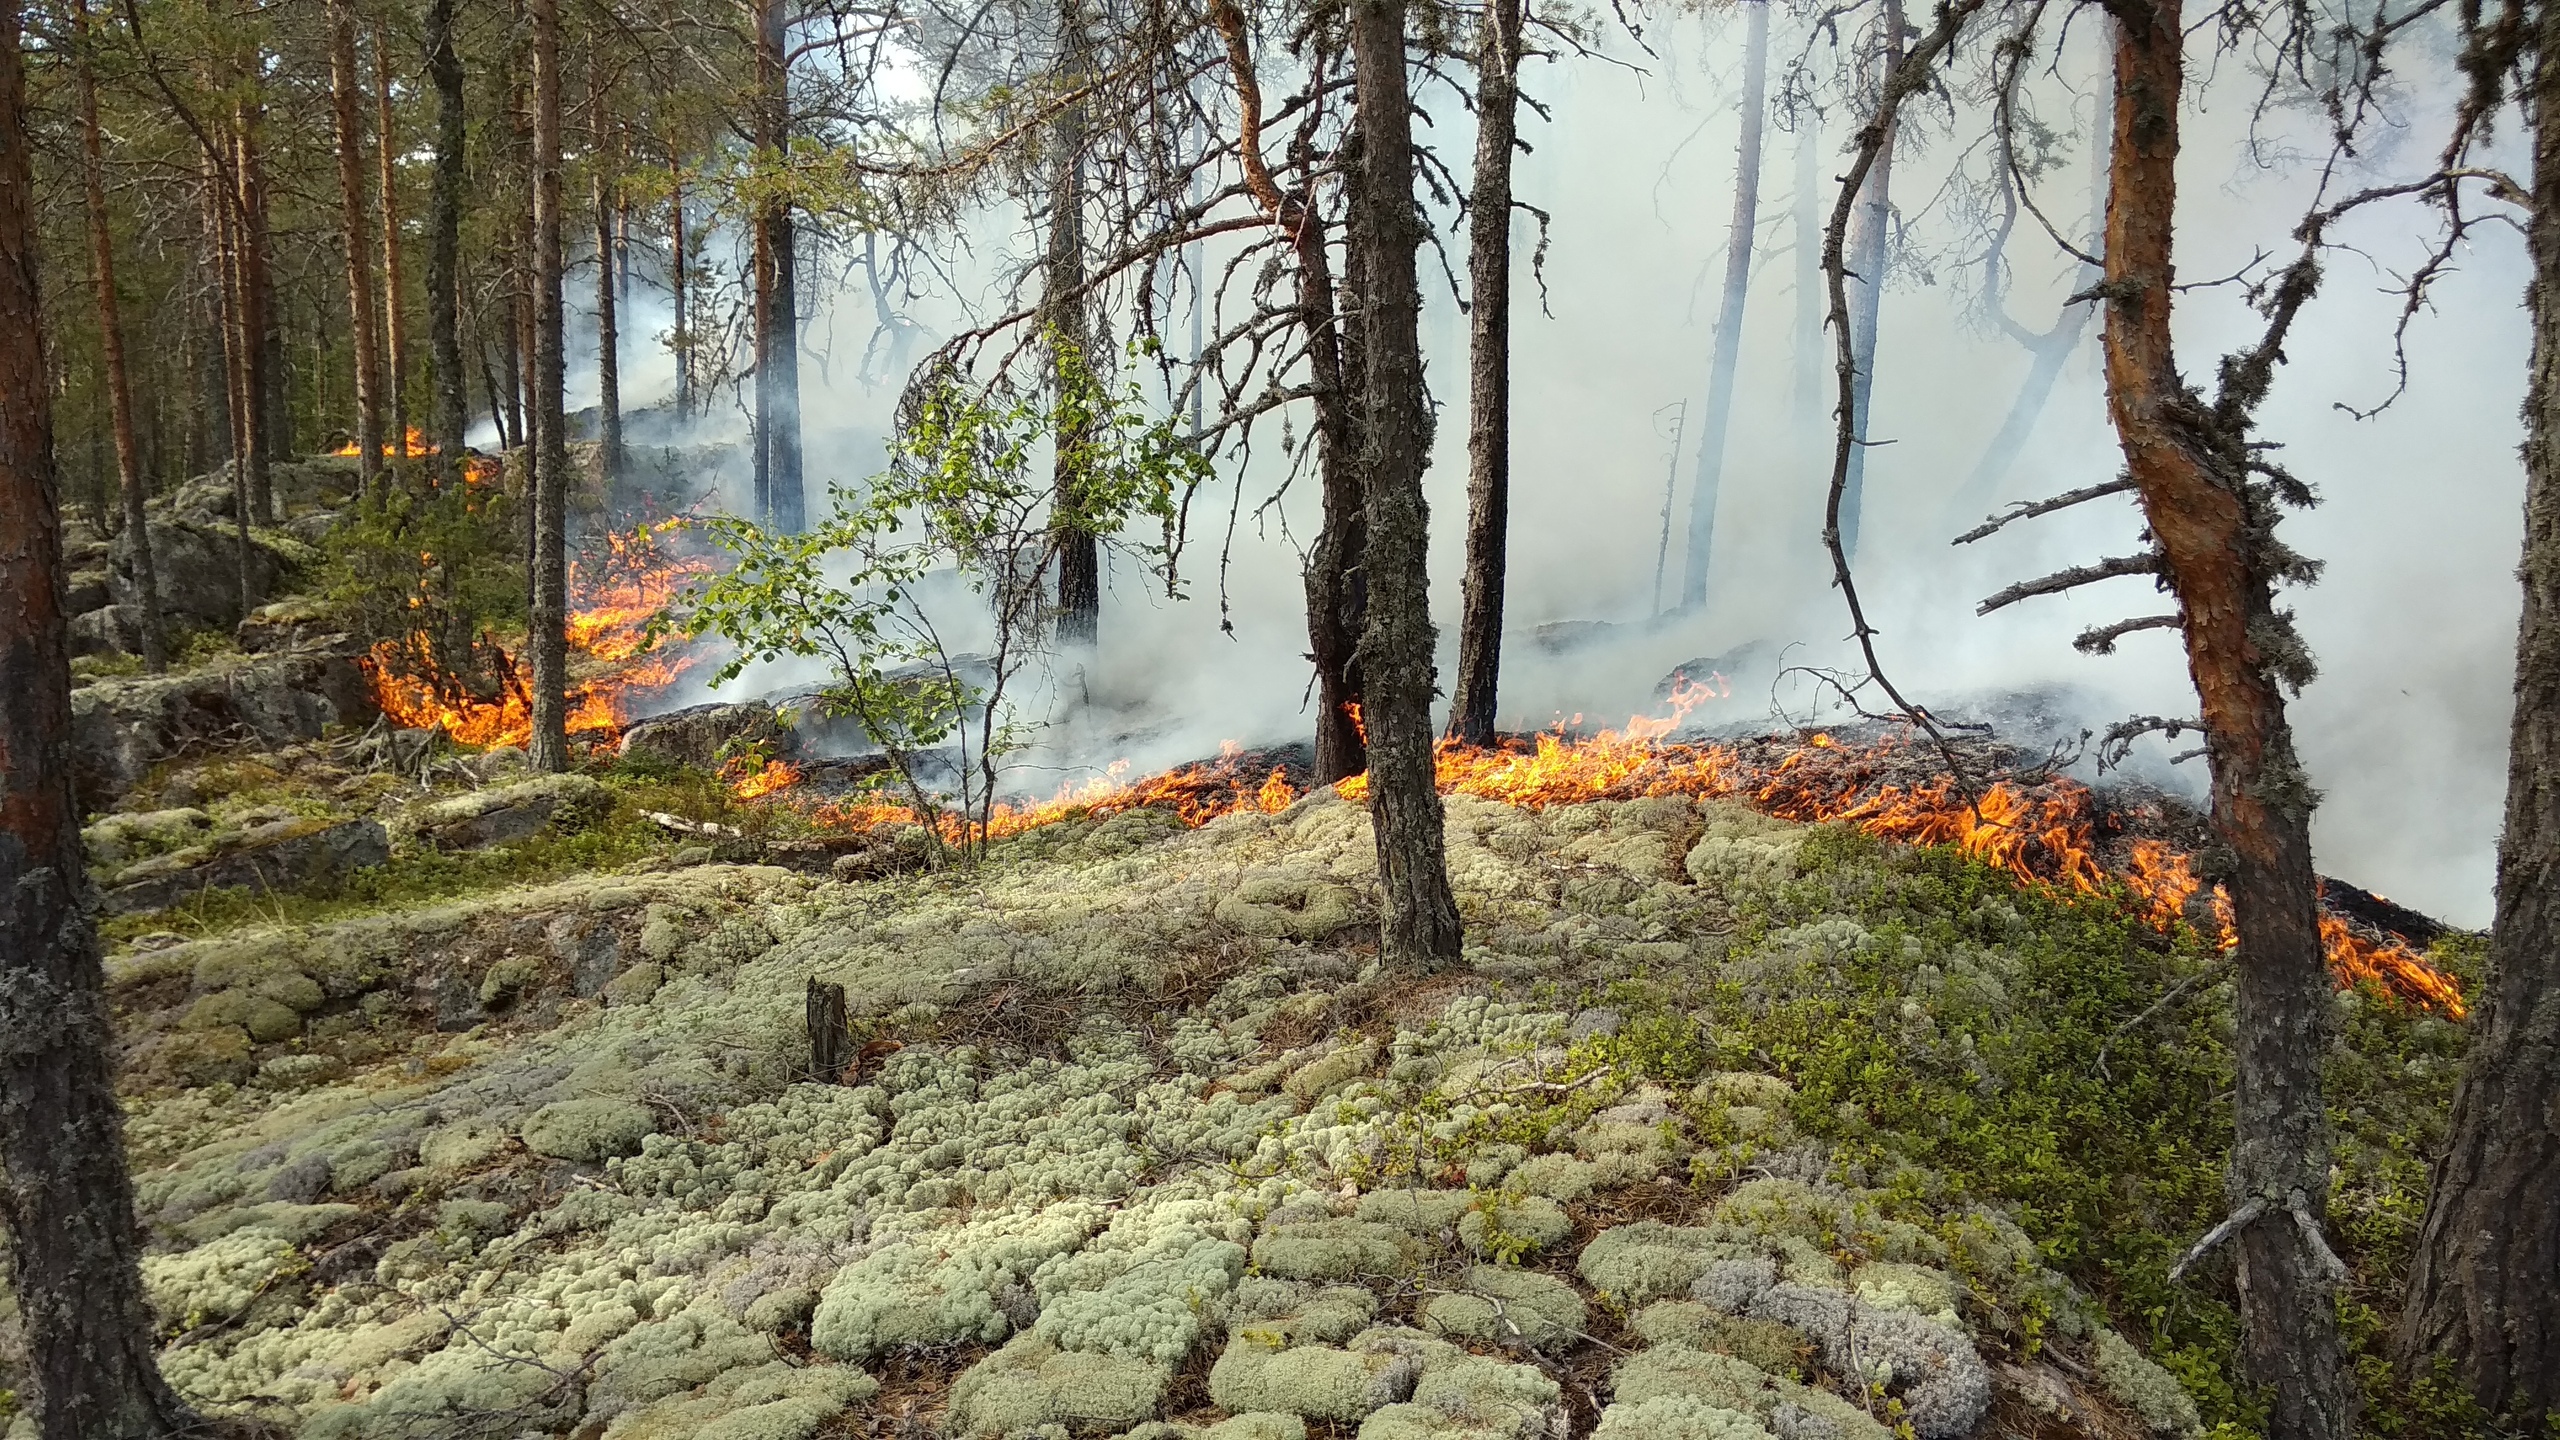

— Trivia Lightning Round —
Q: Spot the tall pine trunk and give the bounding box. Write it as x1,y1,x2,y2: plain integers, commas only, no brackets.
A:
527,0,569,770
376,31,408,459
1446,0,1520,744
0,10,199,1431
427,0,466,484
590,59,621,484
1348,0,1462,971
71,0,162,670
1792,123,1823,438
230,113,273,522
1678,0,1769,612
1836,0,1900,562
670,172,691,421
328,0,383,490
753,0,802,532
1047,0,1098,648
2393,0,2560,1413
2100,3,2348,1432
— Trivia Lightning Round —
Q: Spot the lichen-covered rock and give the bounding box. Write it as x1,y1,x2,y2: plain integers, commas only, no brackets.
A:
947,1332,1171,1437
397,772,609,851
1577,1223,1738,1304
1216,874,1360,941
1594,1395,1776,1440
102,816,389,914
1251,1218,1418,1282
1745,1284,1992,1440
2094,1329,2205,1438
1457,1197,1572,1260
1420,1266,1586,1349
1209,1329,1423,1422
521,1098,658,1162
419,1117,511,1172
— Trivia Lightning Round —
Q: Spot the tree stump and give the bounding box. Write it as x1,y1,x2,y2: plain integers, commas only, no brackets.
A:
806,979,850,1083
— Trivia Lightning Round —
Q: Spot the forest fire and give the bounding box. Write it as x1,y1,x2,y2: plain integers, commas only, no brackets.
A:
753,681,2463,1016
361,522,712,750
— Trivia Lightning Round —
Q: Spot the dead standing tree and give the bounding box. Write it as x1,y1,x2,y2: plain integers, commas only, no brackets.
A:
1447,0,1526,742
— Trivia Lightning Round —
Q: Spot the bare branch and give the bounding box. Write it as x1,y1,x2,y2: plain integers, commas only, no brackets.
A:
2074,613,2180,654
1975,552,2162,615
1952,477,2135,544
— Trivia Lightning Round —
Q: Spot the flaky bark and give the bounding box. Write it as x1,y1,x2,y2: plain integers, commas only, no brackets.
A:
1348,0,1462,970
2099,3,2347,1433
528,0,569,771
753,0,803,533
70,0,161,670
376,32,408,459
0,11,199,1433
230,111,273,521
1447,0,1521,743
1836,0,1901,562
427,0,466,485
1677,0,1768,612
1048,0,1098,648
2394,0,2560,1415
328,0,383,489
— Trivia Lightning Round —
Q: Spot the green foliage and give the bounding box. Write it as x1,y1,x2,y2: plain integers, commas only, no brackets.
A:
321,476,528,702
680,340,1206,854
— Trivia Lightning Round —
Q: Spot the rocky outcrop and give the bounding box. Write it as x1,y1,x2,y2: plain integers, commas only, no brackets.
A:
618,702,790,770
72,648,379,806
112,513,315,630
99,817,390,914
395,773,610,851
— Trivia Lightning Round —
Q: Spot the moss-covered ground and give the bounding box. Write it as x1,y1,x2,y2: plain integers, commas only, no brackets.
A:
22,761,2479,1440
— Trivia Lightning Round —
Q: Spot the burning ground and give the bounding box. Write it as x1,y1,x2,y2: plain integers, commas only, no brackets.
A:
46,467,2474,1439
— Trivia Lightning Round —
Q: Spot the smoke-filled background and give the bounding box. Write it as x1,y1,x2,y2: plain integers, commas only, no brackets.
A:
554,7,2527,927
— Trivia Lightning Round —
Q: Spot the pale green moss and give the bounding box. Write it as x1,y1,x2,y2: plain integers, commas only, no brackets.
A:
946,1333,1170,1438
1208,1329,1420,1421
1251,1219,1417,1282
1419,1266,1585,1349
1576,1222,1739,1304
1593,1395,1776,1440
521,1098,658,1162
1456,1197,1571,1261
2093,1329,2204,1438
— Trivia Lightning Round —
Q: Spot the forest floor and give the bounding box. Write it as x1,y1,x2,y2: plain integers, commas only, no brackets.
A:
23,466,2478,1440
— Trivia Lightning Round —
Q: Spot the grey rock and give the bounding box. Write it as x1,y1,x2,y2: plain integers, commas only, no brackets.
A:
112,511,304,629
400,773,608,852
617,701,789,771
66,568,112,615
70,649,378,806
100,818,390,915
69,603,142,657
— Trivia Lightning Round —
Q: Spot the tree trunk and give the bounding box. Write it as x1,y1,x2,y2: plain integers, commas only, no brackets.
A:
590,59,621,485
238,115,284,480
753,0,802,533
750,214,772,521
427,0,466,485
1305,175,1368,785
2393,0,2560,1414
1677,0,1769,612
1793,123,1823,438
0,13,200,1433
327,0,383,490
2099,4,2348,1434
215,136,256,615
1047,0,1099,649
1348,0,1462,971
671,172,691,422
230,113,273,521
376,30,408,460
1447,0,1520,743
1836,0,1901,564
527,0,568,771
71,0,162,671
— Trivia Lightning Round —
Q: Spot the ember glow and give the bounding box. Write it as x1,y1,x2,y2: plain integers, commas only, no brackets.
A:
361,521,711,751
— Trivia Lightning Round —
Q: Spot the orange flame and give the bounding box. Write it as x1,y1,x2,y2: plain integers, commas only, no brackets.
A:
361,521,708,751
331,426,435,457
780,696,2462,1016
726,756,804,800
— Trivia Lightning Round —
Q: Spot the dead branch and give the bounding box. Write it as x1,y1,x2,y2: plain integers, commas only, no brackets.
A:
2074,613,2180,655
2096,713,2200,771
1952,477,2135,544
1975,552,2161,615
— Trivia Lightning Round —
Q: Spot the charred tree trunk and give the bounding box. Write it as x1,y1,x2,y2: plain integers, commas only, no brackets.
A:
753,0,802,533
1348,0,1462,971
71,0,161,671
2393,0,2560,1414
590,59,621,485
376,31,408,460
328,0,383,490
1047,0,1099,649
2099,4,2348,1434
1836,0,1901,563
527,0,568,771
1678,0,1770,612
427,0,466,485
1447,0,1520,744
0,12,200,1432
